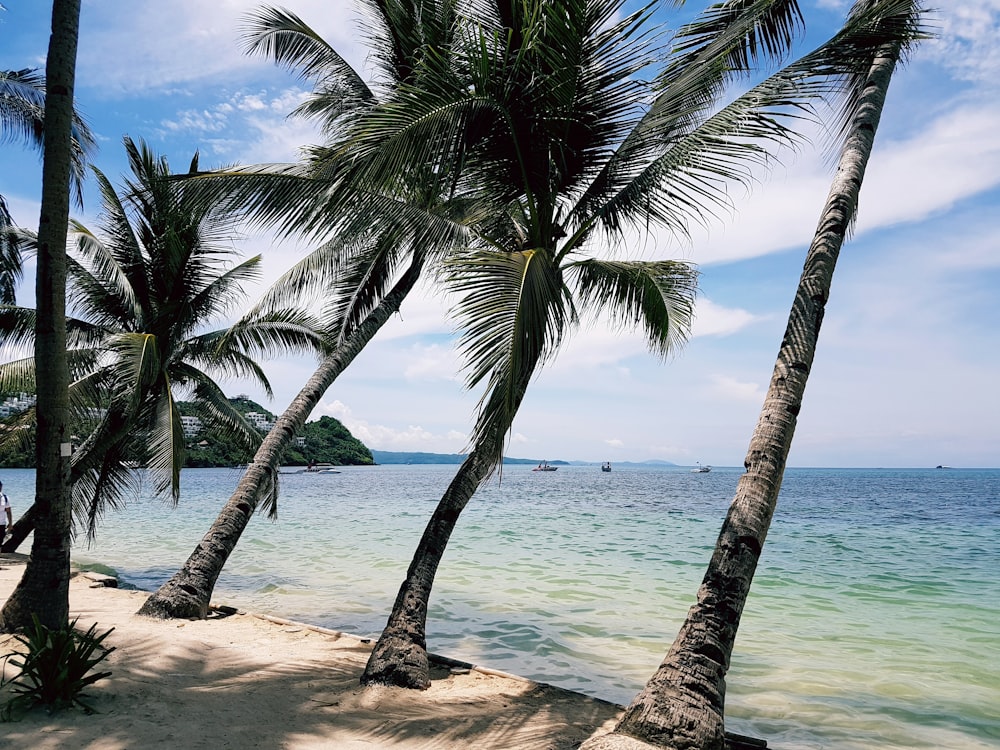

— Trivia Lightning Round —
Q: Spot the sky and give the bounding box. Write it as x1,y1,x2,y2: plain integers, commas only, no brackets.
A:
1,1,998,468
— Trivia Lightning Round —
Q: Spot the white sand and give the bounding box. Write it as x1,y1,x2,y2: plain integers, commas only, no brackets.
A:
0,554,622,749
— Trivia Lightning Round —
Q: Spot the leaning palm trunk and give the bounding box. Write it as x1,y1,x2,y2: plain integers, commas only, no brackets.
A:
360,438,499,688
580,36,906,750
1,0,80,632
138,258,423,619
362,363,534,689
0,503,37,553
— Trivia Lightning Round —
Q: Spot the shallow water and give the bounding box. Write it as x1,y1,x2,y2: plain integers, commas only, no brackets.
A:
2,465,997,748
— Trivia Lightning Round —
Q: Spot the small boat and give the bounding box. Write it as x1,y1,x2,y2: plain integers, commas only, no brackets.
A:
304,462,341,474
601,462,612,472
533,461,558,472
691,462,711,473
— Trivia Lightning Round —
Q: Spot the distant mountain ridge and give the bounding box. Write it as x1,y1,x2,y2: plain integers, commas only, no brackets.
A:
371,450,675,466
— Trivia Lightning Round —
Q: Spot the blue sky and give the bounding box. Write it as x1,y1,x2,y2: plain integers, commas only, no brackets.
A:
1,1,998,468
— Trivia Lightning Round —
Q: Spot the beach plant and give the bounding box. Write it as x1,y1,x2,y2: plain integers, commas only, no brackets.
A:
582,2,929,748
0,135,324,551
1,614,115,719
0,0,83,635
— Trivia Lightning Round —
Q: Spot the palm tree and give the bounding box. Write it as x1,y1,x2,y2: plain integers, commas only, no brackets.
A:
1,67,98,304
1,0,82,633
0,135,322,553
137,1,472,619
356,0,883,688
581,2,927,748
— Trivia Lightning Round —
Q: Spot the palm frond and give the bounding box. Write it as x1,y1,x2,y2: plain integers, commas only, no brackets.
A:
0,405,35,455
184,255,262,327
0,305,37,351
0,199,33,304
820,0,929,154
0,68,97,207
143,382,185,503
570,0,923,247
208,309,326,361
569,258,698,357
242,5,375,135
0,354,36,393
448,247,575,465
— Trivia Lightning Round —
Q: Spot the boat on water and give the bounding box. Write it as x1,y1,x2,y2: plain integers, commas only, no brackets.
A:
303,462,341,474
691,462,711,473
601,462,612,472
533,461,558,472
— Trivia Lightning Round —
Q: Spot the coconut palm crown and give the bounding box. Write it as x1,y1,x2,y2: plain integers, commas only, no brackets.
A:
0,136,323,536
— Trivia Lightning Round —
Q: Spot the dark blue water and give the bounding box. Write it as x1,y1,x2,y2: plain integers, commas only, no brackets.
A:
2,465,997,748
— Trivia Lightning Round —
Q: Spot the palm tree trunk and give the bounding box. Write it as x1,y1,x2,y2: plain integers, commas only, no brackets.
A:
137,256,423,619
0,503,38,553
360,439,499,688
1,0,80,632
580,37,903,750
361,364,535,689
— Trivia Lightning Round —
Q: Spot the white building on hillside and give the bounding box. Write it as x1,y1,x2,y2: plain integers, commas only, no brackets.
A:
181,415,203,438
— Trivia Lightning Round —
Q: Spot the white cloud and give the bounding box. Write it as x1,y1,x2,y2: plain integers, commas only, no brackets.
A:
855,104,1000,231
709,374,765,403
318,399,467,452
402,344,462,382
78,1,366,96
604,438,625,448
693,298,764,338
927,2,1000,84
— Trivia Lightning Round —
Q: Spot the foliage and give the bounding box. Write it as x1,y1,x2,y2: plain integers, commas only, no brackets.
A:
0,137,324,536
1,395,373,468
1,615,115,719
0,67,97,209
292,416,373,466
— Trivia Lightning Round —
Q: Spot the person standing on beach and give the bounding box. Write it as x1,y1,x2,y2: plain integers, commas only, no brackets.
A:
0,481,11,540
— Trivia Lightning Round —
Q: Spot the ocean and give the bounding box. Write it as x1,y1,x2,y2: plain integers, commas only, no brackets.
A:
1,465,997,748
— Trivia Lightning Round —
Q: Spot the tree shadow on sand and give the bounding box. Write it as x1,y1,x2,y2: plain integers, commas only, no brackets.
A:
0,574,620,749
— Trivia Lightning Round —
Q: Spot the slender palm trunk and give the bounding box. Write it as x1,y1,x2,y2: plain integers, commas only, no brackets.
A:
137,257,423,619
360,439,499,688
580,41,902,750
1,0,80,633
361,367,534,689
1,503,38,553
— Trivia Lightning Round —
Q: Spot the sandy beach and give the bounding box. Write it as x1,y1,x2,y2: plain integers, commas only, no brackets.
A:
0,555,622,749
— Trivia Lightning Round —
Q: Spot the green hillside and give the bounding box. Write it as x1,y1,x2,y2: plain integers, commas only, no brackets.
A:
0,396,373,469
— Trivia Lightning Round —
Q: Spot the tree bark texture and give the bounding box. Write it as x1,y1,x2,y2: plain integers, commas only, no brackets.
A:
360,442,498,688
137,258,422,619
361,365,535,689
1,0,80,633
581,42,901,750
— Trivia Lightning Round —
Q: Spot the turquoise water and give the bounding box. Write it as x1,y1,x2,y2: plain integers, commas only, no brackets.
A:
2,465,997,748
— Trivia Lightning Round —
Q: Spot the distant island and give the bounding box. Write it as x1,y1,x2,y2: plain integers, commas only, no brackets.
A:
0,396,373,469
1,393,680,469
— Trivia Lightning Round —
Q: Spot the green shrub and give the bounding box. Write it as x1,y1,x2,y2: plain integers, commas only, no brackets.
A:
1,615,115,719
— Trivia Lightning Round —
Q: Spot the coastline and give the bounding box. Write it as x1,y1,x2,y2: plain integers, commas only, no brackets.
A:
0,555,622,749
